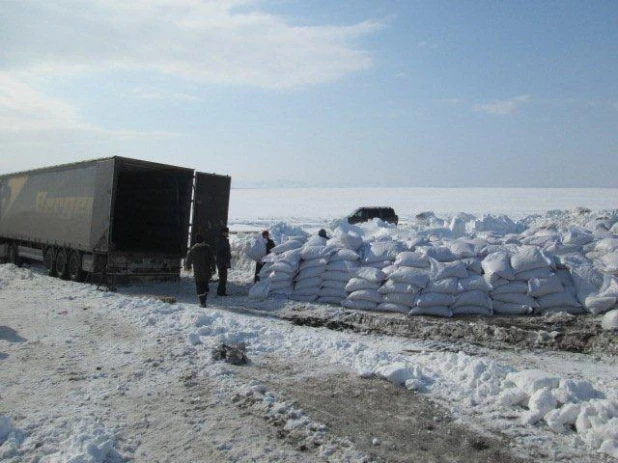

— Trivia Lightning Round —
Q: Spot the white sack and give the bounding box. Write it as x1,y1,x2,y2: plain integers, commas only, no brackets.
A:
383,292,417,307
426,277,459,294
353,267,388,283
482,252,515,280
269,261,296,274
299,257,329,271
245,236,267,262
346,289,383,304
599,274,618,298
292,285,321,297
305,236,328,246
271,240,303,254
296,266,327,280
451,305,493,316
321,280,347,290
248,281,270,298
458,275,492,292
449,242,476,258
300,245,334,260
563,226,594,246
345,278,380,293
492,301,534,315
318,287,347,298
561,254,605,312
514,267,554,282
432,261,469,280
342,299,378,311
421,246,455,262
510,246,553,273
408,306,452,317
453,290,493,309
416,292,454,308
528,275,564,298
492,292,539,308
378,280,421,295
583,295,617,315
329,248,360,262
491,281,529,295
394,251,430,268
294,276,323,290
535,291,582,309
362,240,404,263
376,302,410,314
322,270,351,282
461,257,483,275
327,260,360,272
388,267,429,287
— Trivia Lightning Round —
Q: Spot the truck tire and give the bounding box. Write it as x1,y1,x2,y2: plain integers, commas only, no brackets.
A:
55,249,69,279
7,244,20,266
68,251,86,282
44,247,57,277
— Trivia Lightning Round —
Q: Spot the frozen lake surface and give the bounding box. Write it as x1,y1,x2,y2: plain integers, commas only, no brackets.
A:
229,187,618,229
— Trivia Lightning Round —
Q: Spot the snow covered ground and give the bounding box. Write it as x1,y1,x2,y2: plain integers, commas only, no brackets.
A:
2,188,618,462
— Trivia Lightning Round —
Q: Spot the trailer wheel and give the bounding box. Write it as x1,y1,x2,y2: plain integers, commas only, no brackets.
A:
55,249,69,279
43,247,57,276
7,244,20,266
68,251,86,282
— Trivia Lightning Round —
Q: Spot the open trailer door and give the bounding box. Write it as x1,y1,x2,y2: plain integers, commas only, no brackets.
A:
191,172,231,251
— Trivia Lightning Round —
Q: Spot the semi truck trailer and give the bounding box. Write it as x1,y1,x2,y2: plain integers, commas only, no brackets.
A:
0,156,230,281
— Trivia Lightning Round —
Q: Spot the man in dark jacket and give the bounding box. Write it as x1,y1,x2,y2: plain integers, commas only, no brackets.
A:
216,227,232,296
254,230,275,283
184,234,215,307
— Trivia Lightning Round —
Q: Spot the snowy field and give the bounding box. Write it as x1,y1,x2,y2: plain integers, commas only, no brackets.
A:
229,187,618,230
2,187,618,463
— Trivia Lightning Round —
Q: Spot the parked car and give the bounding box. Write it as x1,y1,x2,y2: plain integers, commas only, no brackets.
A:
346,207,399,225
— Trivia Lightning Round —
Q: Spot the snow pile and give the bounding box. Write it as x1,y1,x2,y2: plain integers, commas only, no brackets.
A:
41,421,125,463
499,370,618,458
602,309,618,331
0,416,24,461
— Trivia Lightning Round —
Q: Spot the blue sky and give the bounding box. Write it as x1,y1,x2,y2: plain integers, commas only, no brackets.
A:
1,0,617,187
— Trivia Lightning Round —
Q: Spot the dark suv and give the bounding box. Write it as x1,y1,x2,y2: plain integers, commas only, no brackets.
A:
346,207,399,225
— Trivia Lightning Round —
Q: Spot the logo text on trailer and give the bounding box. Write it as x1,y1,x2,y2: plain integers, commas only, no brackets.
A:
35,192,94,219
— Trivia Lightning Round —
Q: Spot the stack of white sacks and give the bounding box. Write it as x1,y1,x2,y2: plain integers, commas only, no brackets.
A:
318,248,360,304
249,223,618,317
290,235,333,302
256,239,303,297
481,246,584,315
341,239,403,311
379,251,430,314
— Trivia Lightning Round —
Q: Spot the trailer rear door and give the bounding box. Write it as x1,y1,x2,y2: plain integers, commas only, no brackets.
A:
191,173,231,251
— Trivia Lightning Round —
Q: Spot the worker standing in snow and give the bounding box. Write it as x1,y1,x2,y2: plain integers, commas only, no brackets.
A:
254,230,275,283
216,227,232,296
184,234,215,307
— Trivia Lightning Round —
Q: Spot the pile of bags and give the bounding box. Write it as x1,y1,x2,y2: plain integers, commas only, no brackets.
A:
245,218,618,318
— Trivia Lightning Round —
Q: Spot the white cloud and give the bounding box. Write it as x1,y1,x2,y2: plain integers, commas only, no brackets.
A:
129,86,201,102
2,0,381,89
474,95,531,116
0,73,180,141
0,73,87,132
